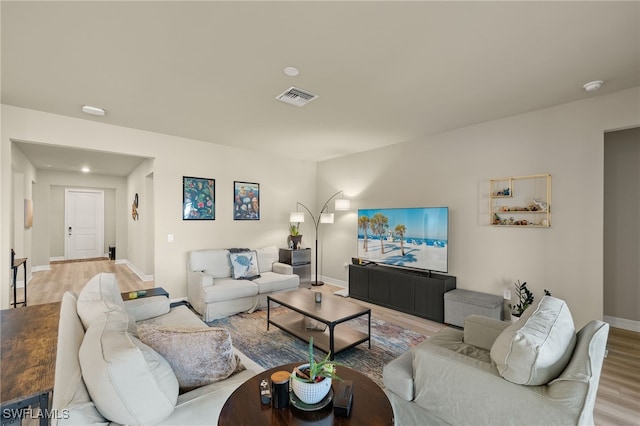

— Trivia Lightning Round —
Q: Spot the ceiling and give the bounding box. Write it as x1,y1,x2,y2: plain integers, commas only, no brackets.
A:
2,1,639,170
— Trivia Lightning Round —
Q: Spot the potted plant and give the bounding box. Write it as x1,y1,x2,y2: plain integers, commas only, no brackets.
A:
508,280,534,321
288,223,302,249
290,338,341,404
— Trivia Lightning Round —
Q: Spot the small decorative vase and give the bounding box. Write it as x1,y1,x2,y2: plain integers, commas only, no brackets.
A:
288,235,303,250
511,314,520,323
290,364,332,404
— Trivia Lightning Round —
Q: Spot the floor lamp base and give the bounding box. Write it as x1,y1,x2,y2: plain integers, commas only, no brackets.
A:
311,281,325,286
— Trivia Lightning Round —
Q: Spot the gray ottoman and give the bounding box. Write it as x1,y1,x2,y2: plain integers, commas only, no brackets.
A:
444,289,504,327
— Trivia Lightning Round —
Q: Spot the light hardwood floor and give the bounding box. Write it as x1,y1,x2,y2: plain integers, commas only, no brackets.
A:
21,261,640,425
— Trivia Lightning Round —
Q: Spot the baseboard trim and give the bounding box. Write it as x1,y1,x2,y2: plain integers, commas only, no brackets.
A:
604,315,640,332
33,265,52,272
49,256,65,262
124,260,154,282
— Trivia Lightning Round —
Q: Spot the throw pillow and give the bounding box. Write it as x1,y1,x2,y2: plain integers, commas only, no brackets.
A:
229,251,260,280
490,296,576,385
79,308,178,425
137,324,245,390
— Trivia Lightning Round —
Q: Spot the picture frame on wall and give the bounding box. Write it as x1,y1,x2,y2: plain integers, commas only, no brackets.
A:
234,181,260,220
183,176,215,220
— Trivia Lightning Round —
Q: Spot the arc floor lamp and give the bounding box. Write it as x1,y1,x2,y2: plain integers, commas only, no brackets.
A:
290,190,350,286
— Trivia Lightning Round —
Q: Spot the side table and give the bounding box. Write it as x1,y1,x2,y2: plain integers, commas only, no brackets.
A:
218,362,393,425
120,286,169,301
11,258,27,308
279,248,311,288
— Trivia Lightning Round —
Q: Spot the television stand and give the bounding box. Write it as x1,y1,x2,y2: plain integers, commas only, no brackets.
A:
348,264,456,323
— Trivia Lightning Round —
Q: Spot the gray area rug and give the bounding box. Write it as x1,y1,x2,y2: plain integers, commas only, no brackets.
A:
208,306,426,387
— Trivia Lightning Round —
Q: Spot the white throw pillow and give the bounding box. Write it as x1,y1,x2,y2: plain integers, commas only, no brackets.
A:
490,296,576,385
79,308,178,425
229,251,260,279
137,324,245,390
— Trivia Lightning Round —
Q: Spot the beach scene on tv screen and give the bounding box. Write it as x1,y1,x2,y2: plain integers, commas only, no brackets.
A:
357,207,448,272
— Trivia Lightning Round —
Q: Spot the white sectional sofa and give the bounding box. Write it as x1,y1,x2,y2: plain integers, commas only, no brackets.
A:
52,273,264,425
187,245,300,321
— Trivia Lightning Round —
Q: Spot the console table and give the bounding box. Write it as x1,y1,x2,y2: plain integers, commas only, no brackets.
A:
11,258,27,308
349,264,456,323
1,302,60,425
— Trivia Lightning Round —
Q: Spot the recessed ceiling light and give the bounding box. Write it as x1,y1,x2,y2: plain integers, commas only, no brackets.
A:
283,66,299,77
81,167,91,173
43,164,52,168
82,105,106,116
583,80,604,92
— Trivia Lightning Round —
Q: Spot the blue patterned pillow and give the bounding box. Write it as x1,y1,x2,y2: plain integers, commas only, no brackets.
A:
229,251,260,280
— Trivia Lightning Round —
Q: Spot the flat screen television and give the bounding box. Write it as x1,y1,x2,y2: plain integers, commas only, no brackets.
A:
357,207,449,273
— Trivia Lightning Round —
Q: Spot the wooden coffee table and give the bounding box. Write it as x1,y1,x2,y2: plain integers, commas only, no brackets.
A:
218,363,393,425
267,289,371,360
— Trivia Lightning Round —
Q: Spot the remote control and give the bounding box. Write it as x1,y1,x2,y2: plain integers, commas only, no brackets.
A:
259,379,271,405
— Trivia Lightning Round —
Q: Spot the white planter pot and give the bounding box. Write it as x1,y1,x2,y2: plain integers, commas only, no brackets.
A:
290,364,332,404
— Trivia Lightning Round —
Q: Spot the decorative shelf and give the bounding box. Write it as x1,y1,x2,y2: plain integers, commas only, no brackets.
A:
490,174,551,227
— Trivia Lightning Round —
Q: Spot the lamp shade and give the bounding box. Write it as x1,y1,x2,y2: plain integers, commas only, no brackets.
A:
320,213,334,224
290,212,305,223
335,198,350,211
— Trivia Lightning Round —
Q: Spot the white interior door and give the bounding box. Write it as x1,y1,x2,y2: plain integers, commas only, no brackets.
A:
65,189,104,260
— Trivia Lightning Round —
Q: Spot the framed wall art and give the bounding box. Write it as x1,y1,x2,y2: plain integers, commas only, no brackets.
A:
183,176,215,220
234,181,259,220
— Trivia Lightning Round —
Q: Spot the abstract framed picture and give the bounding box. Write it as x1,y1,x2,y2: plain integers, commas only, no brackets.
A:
183,176,215,220
234,181,260,220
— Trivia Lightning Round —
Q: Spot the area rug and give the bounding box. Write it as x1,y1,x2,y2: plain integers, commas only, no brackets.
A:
207,307,427,387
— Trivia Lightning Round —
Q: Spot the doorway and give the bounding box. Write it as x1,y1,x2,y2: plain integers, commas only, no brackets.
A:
65,188,105,260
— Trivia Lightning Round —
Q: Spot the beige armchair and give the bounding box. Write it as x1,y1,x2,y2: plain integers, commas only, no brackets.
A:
383,296,609,426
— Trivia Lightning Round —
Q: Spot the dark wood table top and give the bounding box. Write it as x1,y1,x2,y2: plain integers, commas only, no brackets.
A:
218,362,393,425
1,302,60,406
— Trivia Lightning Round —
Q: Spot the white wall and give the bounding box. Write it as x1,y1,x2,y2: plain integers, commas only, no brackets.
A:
34,172,124,266
604,127,640,324
1,106,317,307
318,87,640,329
10,144,36,287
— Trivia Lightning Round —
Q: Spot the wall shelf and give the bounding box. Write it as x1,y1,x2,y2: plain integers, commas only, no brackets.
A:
490,174,551,227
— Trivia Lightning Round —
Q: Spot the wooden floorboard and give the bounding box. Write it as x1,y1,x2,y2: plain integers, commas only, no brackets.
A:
15,261,640,425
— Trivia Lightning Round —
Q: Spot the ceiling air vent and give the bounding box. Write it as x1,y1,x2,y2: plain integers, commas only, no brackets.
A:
276,87,318,107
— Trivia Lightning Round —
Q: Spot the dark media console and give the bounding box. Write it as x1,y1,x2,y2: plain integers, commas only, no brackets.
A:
349,264,456,323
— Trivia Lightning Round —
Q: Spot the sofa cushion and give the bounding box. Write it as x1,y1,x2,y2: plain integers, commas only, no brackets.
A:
253,272,300,293
190,249,232,278
79,308,178,425
204,279,259,302
490,296,576,385
256,246,279,273
78,273,125,307
137,324,245,390
77,273,125,328
229,251,260,279
53,292,108,426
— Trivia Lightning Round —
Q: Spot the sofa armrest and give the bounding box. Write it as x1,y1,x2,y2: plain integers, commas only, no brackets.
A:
124,296,171,322
272,262,293,275
187,271,213,316
463,315,510,350
383,350,414,401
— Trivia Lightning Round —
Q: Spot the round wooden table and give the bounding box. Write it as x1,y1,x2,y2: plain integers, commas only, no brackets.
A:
218,362,394,425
